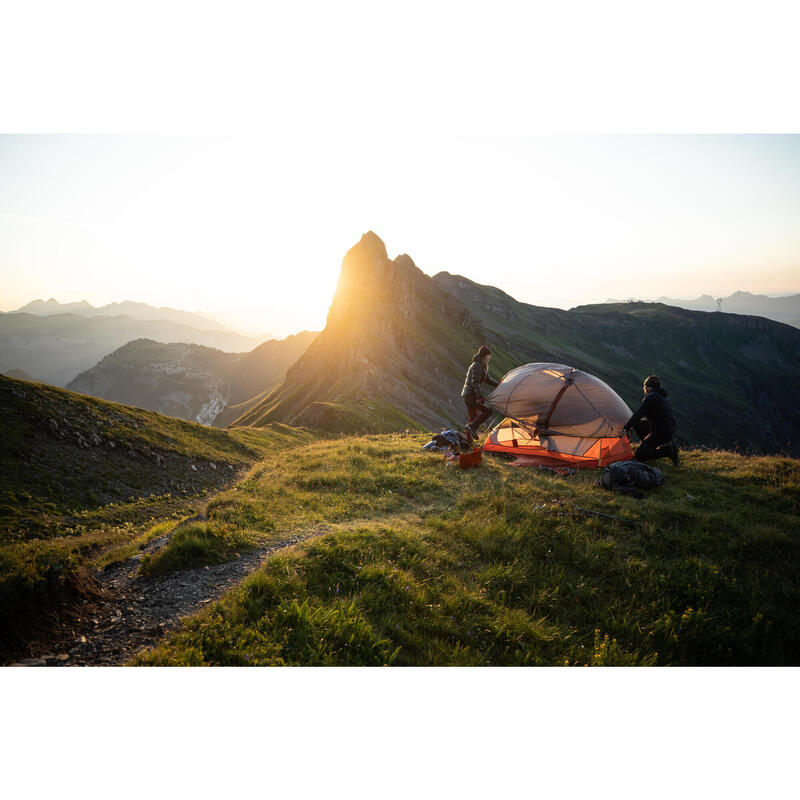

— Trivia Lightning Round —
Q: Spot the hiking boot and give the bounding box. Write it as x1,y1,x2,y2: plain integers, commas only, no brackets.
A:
670,441,680,466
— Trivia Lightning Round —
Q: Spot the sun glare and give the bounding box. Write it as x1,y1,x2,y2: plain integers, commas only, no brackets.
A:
1,135,799,334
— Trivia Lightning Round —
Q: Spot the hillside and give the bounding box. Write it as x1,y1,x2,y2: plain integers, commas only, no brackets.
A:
212,331,318,425
66,331,317,426
133,434,800,666
438,275,800,455
0,374,310,654
0,312,266,386
3,374,797,666
68,340,240,424
231,232,800,456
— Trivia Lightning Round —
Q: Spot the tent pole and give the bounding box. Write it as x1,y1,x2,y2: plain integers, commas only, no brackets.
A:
478,413,501,446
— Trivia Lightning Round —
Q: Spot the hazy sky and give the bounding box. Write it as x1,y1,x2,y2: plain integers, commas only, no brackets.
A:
2,135,799,337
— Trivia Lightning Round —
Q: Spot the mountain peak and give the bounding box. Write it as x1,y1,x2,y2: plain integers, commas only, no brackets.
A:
17,298,96,313
348,230,387,260
392,253,417,272
329,234,432,333
331,232,392,324
234,235,487,432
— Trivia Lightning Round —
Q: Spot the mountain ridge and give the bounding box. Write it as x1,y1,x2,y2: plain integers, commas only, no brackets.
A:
604,290,800,328
9,298,238,333
232,232,800,456
0,312,269,386
67,331,318,426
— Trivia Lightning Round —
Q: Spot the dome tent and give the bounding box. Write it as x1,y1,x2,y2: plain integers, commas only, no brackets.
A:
482,363,634,468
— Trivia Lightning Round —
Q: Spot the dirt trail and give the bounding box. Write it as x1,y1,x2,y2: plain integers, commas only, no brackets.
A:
8,505,434,667
9,526,330,667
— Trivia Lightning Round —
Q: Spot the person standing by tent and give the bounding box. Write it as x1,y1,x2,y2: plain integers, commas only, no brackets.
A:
462,345,499,442
623,375,679,465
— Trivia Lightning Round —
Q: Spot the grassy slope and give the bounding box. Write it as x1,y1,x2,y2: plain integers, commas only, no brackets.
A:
290,399,429,435
213,387,271,429
136,434,800,666
0,374,312,653
1,375,276,532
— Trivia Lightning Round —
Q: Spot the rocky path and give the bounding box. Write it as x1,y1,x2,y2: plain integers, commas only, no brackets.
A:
10,525,330,667
8,504,434,667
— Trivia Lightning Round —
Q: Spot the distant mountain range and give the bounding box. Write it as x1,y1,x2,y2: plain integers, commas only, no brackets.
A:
604,291,800,328
232,232,800,456
0,313,269,386
66,332,317,426
9,298,251,333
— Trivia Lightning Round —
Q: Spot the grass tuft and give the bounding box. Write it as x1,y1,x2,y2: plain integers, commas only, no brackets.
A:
139,523,261,577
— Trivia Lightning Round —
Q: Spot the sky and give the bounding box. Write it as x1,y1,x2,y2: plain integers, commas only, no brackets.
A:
1,134,799,337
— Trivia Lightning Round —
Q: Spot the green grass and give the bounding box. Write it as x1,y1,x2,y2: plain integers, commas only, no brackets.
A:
5,374,798,666
0,494,209,653
94,519,181,572
134,436,800,666
139,523,262,576
277,398,428,435
0,376,315,534
140,434,444,577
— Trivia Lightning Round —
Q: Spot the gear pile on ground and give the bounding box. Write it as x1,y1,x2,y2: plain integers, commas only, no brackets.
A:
422,429,472,456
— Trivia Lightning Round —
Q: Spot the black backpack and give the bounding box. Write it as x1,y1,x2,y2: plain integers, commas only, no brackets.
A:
600,461,664,492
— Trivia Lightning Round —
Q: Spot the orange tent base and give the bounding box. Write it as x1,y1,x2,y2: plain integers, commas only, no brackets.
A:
481,435,633,469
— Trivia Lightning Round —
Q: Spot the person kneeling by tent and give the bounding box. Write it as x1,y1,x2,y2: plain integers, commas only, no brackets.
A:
462,345,498,442
623,375,680,465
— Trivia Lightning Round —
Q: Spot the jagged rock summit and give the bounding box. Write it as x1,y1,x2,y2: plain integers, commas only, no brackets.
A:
232,232,485,432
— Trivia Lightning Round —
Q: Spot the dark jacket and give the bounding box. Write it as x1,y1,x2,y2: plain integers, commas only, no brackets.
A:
624,387,676,435
461,355,498,401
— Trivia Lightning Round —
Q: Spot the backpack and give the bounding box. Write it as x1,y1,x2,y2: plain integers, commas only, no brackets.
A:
600,461,664,492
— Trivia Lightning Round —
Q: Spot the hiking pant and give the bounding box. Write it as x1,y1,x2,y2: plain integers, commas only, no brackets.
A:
633,419,676,461
464,397,491,433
